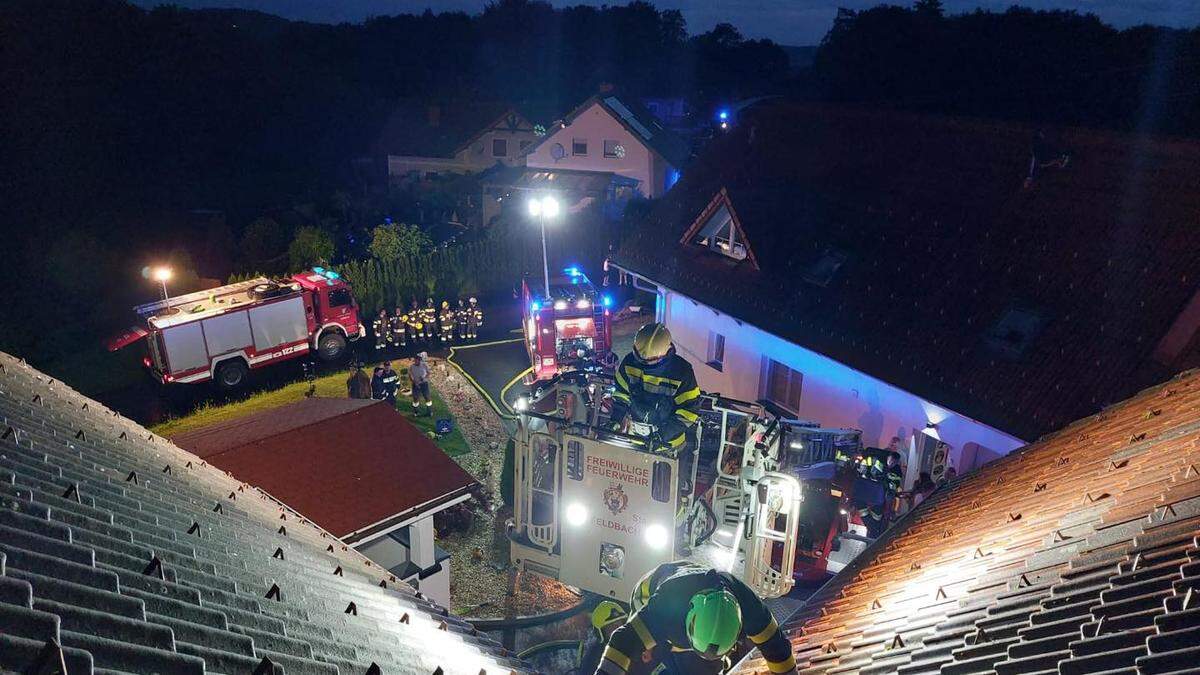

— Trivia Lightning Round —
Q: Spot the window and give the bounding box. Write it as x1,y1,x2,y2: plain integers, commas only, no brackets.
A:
572,138,588,156
651,461,672,502
327,288,352,308
691,205,747,261
566,440,584,481
603,140,621,158
519,140,531,152
764,359,803,413
707,331,726,371
492,138,507,157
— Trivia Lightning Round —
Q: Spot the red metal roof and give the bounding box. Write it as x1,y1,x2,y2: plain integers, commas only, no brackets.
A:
737,368,1200,674
171,397,478,540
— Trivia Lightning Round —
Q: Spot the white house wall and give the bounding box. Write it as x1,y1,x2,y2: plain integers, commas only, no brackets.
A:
526,102,664,197
659,289,1026,473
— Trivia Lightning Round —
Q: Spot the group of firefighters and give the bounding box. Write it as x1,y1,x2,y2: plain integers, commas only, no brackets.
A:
372,297,483,350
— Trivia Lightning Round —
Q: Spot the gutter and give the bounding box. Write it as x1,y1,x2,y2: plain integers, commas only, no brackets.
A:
343,487,475,546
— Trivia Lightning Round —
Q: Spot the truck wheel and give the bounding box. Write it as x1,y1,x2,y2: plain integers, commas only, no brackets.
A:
317,331,347,362
215,360,248,390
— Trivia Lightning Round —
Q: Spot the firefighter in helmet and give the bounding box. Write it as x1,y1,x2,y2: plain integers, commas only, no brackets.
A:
467,296,483,340
408,299,424,346
438,300,455,344
373,309,390,351
454,298,470,341
423,298,437,342
610,322,700,451
594,561,796,674
390,305,407,348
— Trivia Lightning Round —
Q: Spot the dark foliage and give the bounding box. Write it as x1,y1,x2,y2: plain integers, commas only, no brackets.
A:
810,5,1200,136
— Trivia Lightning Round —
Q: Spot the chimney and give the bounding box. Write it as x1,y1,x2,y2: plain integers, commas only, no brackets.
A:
427,105,441,128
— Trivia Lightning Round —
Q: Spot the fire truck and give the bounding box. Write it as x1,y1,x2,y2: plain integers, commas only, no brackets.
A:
521,267,615,383
508,371,899,603
107,268,363,389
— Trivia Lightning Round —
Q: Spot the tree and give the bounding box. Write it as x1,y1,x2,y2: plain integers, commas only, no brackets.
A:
914,0,944,17
368,222,431,262
239,218,289,271
288,226,335,271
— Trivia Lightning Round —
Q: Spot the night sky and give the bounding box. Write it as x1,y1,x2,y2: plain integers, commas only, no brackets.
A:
130,0,1200,45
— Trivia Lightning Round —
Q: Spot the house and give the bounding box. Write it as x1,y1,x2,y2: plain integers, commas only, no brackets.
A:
612,101,1200,481
171,397,478,608
0,351,528,674
522,89,690,200
375,100,540,182
736,368,1200,674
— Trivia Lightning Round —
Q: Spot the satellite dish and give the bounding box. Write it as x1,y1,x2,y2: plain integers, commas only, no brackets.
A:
551,143,566,161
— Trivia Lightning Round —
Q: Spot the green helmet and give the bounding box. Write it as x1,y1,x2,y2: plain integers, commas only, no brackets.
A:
686,588,742,660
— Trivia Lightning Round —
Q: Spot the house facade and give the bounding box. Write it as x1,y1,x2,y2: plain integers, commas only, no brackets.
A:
523,92,688,199
386,107,539,181
613,102,1200,487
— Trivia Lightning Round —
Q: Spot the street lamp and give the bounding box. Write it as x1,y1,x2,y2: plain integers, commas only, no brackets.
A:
153,267,173,303
527,195,560,297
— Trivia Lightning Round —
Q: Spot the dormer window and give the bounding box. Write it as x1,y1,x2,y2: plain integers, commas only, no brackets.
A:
679,188,757,268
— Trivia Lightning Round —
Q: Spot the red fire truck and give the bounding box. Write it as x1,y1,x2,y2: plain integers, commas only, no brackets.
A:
107,268,364,388
521,267,615,383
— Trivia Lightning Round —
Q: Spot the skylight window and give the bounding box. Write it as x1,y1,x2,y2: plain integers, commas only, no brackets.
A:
801,248,847,287
985,308,1045,359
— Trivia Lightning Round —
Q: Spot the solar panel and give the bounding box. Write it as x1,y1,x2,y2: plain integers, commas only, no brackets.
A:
604,96,655,140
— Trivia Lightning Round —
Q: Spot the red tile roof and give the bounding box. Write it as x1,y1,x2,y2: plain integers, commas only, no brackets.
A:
614,102,1200,441
736,368,1200,675
171,397,477,540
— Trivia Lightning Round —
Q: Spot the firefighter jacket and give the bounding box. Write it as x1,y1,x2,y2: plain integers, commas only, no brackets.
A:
598,562,796,675
439,307,455,330
422,304,437,329
407,307,423,331
372,313,389,339
389,312,406,335
470,303,483,327
610,349,700,450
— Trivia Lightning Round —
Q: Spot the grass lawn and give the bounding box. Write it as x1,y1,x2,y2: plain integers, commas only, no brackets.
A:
151,361,472,457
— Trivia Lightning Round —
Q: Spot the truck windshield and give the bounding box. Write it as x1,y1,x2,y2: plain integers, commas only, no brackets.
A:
328,288,352,307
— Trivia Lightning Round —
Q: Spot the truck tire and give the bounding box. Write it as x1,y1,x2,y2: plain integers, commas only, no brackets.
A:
215,359,249,390
317,331,347,362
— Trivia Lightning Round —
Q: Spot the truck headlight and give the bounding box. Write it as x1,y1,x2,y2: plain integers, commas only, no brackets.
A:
565,502,588,527
643,524,669,550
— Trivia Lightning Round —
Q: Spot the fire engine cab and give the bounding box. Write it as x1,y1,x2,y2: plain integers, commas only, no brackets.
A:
508,371,900,603
107,268,363,389
521,267,615,383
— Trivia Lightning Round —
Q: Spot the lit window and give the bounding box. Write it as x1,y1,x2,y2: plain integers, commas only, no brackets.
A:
492,138,507,157
707,331,725,371
572,138,588,156
691,205,746,261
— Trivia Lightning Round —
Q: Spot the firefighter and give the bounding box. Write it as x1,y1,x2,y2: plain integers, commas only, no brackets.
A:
439,301,455,344
609,322,700,451
396,305,415,345
423,298,437,342
595,561,796,675
373,309,390,350
379,361,399,406
408,299,425,346
467,296,483,340
455,298,470,341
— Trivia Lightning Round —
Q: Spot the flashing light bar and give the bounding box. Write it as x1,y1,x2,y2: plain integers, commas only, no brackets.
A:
602,294,613,308
530,301,541,312
311,267,341,280
564,266,581,276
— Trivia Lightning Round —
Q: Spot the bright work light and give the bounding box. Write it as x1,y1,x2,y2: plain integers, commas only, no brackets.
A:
565,502,588,527
643,523,669,550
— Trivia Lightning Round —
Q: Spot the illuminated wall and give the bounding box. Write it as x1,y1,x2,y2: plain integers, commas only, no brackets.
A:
658,288,1026,473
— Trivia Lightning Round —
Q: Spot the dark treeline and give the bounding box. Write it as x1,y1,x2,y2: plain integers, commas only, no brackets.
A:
809,1,1200,136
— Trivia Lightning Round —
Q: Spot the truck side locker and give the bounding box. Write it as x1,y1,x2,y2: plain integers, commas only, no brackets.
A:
742,472,801,599
518,431,562,551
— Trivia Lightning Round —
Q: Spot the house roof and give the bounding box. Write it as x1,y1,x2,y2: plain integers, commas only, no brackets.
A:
171,397,478,541
737,367,1200,675
371,99,533,159
613,102,1200,441
0,352,527,674
527,90,692,169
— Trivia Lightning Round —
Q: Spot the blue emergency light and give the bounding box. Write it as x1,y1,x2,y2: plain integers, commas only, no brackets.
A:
718,110,729,121
564,266,580,276
602,294,613,308
530,301,541,312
